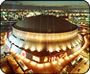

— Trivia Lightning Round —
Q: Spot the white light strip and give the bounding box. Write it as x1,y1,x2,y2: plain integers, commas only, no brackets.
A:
13,27,78,42
9,33,82,52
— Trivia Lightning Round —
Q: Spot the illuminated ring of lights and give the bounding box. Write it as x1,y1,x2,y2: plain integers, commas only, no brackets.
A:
10,35,89,70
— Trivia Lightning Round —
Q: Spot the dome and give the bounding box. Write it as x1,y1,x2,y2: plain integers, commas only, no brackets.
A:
9,15,81,57
13,15,77,33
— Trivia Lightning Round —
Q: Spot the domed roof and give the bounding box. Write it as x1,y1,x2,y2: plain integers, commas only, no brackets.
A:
13,15,77,33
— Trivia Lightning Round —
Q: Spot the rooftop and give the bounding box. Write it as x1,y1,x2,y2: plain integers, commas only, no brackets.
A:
13,15,77,33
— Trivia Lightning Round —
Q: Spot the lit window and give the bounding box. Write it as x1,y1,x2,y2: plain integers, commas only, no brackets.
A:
33,56,40,62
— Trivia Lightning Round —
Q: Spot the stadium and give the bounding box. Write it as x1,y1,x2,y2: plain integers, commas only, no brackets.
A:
0,1,89,73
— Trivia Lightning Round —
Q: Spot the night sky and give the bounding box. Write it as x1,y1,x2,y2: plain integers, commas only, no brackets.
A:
4,1,88,7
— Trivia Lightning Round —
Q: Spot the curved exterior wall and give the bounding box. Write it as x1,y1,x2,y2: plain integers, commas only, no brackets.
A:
6,25,83,63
